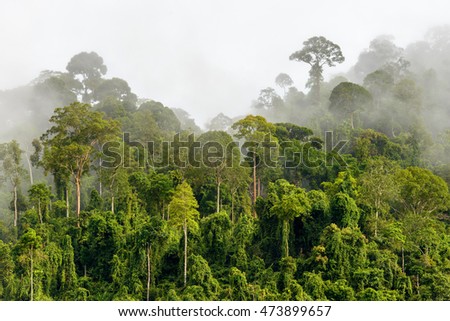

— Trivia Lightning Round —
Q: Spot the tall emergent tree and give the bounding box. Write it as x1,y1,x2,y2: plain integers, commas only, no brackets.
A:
289,36,345,105
254,88,284,112
41,102,120,224
275,73,294,95
196,130,239,213
329,82,373,129
397,167,449,216
168,181,200,286
0,140,27,227
66,51,107,103
232,115,276,217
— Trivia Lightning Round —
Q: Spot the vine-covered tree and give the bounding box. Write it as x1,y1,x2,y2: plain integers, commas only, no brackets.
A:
14,228,42,301
268,179,311,257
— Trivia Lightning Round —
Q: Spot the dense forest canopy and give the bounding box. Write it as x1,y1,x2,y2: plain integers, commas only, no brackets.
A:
0,29,450,301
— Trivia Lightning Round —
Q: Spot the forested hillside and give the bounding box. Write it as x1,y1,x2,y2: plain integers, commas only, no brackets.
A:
1,31,450,301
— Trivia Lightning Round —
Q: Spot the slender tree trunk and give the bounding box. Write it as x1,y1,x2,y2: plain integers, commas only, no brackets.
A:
111,195,115,214
26,151,33,185
316,81,320,107
350,112,354,130
13,185,18,227
258,178,261,197
75,176,81,226
146,244,151,301
374,210,378,238
252,154,257,218
183,219,188,287
312,73,321,107
66,187,70,218
30,246,34,301
216,180,221,213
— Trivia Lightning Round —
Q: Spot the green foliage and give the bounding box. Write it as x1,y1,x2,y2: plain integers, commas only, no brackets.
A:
302,272,327,300
169,181,200,233
59,236,78,297
168,181,200,286
0,240,15,299
323,171,359,199
275,73,294,92
0,140,27,226
329,82,373,129
66,52,107,80
303,190,330,247
290,36,345,104
268,179,311,257
325,279,355,300
274,123,313,142
28,183,52,223
254,87,284,113
1,39,450,302
66,52,107,103
228,267,250,300
86,189,103,211
232,115,276,140
231,213,255,270
80,211,122,281
93,77,137,106
200,211,232,265
330,193,360,228
188,254,220,299
396,167,449,215
138,101,181,133
40,102,120,221
319,224,367,280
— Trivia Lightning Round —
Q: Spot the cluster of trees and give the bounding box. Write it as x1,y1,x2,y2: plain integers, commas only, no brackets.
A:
1,31,450,301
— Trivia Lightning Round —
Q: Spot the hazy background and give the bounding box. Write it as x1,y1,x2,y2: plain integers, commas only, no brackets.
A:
1,0,450,126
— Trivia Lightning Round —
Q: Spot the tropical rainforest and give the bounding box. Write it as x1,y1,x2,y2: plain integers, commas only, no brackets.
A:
1,30,450,301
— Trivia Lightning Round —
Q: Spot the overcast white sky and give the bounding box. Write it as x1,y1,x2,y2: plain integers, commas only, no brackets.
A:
1,0,449,126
